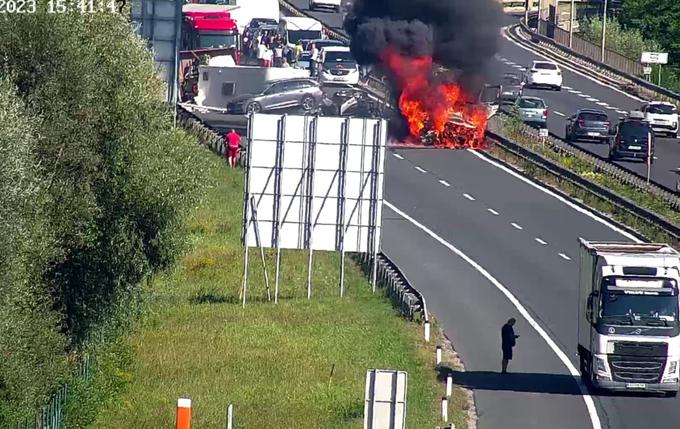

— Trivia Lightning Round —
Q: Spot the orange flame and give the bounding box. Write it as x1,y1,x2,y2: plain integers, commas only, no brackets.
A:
381,49,488,149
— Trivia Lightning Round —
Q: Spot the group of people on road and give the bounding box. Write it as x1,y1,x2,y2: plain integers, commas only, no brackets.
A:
247,31,304,69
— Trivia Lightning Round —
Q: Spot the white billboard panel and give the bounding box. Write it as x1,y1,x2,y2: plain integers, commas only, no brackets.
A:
364,369,408,429
244,114,387,253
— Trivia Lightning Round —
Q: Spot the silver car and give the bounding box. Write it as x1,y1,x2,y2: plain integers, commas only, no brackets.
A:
227,78,325,114
514,96,548,128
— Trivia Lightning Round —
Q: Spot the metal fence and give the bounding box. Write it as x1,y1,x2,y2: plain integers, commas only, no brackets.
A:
11,355,91,429
538,19,644,76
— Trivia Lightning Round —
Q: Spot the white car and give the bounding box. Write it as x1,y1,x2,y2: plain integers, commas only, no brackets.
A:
309,0,341,13
318,46,360,85
523,60,562,91
641,101,679,138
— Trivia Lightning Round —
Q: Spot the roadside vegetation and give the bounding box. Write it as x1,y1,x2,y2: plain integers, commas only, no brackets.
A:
578,0,680,93
85,154,468,428
496,114,680,247
0,9,209,425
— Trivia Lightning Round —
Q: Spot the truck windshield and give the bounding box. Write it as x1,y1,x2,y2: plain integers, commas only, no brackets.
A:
288,30,322,44
198,34,238,49
600,292,678,325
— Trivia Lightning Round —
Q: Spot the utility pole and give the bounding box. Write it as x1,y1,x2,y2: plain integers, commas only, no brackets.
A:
569,0,575,48
524,0,529,26
601,0,608,62
537,0,542,31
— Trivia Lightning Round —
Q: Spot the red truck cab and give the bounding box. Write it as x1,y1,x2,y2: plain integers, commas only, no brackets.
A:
181,4,241,63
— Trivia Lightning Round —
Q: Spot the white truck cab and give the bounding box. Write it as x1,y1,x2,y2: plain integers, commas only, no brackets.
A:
641,101,679,138
279,17,324,49
578,240,680,396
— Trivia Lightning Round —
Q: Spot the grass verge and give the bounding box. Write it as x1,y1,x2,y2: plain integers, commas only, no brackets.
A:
486,124,680,247
84,151,467,428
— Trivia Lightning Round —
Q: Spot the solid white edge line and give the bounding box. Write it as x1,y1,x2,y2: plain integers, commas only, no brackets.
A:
463,193,476,201
559,253,572,261
415,166,427,173
487,208,500,215
465,149,642,243
384,201,603,429
502,25,645,102
393,153,404,159
553,111,565,117
535,237,548,245
511,222,523,230
439,180,451,187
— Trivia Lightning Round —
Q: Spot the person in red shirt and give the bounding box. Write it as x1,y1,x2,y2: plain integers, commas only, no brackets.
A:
225,129,241,168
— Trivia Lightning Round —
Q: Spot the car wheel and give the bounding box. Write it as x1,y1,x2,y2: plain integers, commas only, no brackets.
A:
555,85,562,91
245,102,262,114
301,96,316,111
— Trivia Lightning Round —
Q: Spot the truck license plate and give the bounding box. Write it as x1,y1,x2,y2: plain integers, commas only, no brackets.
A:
629,146,641,150
587,132,600,136
627,383,647,389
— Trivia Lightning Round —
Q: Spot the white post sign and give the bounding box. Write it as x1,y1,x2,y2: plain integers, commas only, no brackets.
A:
641,52,669,64
364,370,408,429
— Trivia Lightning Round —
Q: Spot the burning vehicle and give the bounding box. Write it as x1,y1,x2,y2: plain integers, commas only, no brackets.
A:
343,0,502,148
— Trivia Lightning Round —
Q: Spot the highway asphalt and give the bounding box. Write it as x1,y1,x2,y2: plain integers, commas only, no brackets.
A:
287,2,680,190
278,3,680,428
382,147,680,428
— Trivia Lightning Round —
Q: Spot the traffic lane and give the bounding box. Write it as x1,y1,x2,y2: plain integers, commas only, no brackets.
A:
381,205,594,429
497,28,640,114
384,150,614,353
388,148,632,262
384,149,680,428
285,0,346,30
489,57,680,190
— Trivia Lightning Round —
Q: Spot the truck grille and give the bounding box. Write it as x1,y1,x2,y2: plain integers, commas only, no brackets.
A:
609,356,666,383
610,342,667,383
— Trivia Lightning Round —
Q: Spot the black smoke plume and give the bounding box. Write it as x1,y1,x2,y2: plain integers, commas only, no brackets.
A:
344,0,503,78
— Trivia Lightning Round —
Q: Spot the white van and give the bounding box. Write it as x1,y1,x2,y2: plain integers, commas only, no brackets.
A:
279,17,324,48
319,46,360,85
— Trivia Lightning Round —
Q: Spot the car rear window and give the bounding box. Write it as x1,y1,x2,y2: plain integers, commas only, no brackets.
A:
579,113,608,122
534,62,558,70
518,98,545,109
619,122,651,139
647,104,676,114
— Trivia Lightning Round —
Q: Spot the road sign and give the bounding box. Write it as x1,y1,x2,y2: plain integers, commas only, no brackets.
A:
539,128,549,137
641,52,668,64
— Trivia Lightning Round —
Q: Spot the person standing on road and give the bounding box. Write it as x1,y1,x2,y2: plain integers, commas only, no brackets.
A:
501,318,519,374
225,129,241,168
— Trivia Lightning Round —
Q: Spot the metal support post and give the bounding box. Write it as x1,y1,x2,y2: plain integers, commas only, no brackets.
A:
338,118,350,297
304,117,318,300
601,0,608,62
569,0,575,49
273,116,286,304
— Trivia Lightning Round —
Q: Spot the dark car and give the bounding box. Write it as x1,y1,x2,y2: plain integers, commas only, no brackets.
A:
565,109,611,143
500,73,523,103
226,78,325,114
609,114,655,162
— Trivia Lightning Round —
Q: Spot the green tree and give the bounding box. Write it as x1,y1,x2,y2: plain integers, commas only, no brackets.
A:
620,0,680,64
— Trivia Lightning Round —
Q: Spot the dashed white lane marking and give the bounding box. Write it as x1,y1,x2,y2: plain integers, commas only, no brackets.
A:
596,102,609,106
463,193,476,201
568,89,582,94
559,253,572,261
553,111,565,117
562,85,572,90
578,93,589,98
393,153,404,159
511,222,523,230
586,97,598,102
415,166,427,173
439,180,451,187
606,106,618,110
384,200,603,429
535,237,548,245
617,110,628,115
487,208,499,215
512,64,524,69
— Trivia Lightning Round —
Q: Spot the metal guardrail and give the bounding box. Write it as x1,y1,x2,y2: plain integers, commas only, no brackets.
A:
519,20,680,103
489,113,680,210
486,124,680,241
355,252,429,323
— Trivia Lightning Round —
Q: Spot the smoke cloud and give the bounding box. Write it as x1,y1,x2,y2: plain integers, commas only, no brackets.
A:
344,0,503,77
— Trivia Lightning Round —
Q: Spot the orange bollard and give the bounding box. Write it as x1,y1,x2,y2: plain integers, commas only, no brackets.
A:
176,398,191,429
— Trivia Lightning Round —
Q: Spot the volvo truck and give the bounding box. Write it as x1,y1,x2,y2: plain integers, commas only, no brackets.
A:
578,239,680,396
